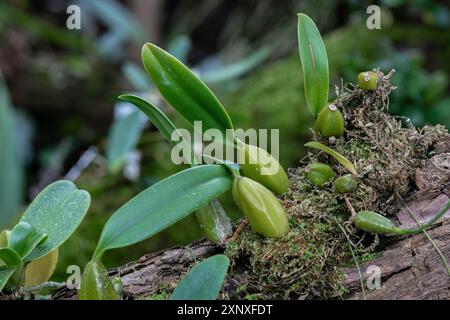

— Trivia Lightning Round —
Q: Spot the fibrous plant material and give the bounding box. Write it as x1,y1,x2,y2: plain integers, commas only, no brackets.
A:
225,71,450,299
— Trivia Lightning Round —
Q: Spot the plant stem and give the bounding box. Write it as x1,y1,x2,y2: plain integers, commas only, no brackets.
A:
403,204,450,277
397,200,450,235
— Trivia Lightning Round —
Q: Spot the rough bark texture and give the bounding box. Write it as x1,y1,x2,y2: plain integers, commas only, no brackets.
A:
53,150,450,300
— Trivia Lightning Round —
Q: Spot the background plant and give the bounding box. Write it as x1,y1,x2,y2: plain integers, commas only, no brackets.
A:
0,180,89,293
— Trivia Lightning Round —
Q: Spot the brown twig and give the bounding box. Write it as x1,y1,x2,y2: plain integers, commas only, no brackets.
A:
344,196,357,218
229,219,249,241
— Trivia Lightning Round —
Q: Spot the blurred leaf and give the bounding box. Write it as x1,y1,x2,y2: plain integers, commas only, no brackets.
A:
93,165,233,258
171,254,229,300
106,110,146,174
97,29,128,61
167,35,192,63
200,47,271,84
20,180,90,261
85,0,147,42
424,71,448,103
141,43,234,136
122,62,152,92
297,13,329,116
425,98,450,128
0,72,24,229
305,142,358,175
24,249,59,287
8,222,47,259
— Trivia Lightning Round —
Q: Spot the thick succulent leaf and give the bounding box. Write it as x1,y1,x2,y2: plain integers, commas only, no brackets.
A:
304,142,358,175
297,13,329,116
20,180,90,261
94,165,233,258
141,43,234,135
0,269,16,292
24,248,59,287
0,247,22,268
106,110,146,173
8,222,47,259
171,255,229,300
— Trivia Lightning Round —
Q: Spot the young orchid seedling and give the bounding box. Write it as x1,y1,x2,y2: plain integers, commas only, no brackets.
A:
297,13,344,138
118,44,290,241
140,43,289,196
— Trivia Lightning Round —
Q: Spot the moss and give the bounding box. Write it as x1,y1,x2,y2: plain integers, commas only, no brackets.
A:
142,285,171,300
225,71,450,299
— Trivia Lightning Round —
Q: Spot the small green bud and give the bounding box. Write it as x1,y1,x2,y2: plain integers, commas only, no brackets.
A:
78,260,120,300
334,174,358,193
305,162,336,186
315,104,345,138
233,177,289,238
354,210,402,235
238,141,289,195
358,71,378,91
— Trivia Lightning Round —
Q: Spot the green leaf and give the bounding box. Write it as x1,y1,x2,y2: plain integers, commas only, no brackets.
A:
8,222,47,259
141,43,234,136
171,255,229,300
0,269,16,292
106,110,146,173
20,180,90,261
94,165,233,258
297,13,329,116
0,71,24,228
0,247,22,268
78,260,120,300
304,142,358,175
118,94,197,165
